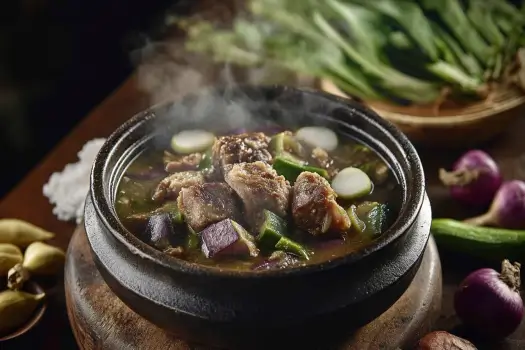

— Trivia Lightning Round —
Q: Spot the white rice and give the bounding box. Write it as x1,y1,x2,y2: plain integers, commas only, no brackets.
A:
43,138,106,224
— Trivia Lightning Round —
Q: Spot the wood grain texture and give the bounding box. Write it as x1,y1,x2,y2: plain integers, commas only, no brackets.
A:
65,226,441,350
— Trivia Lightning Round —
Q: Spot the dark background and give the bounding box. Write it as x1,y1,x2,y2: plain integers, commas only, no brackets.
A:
0,1,190,198
0,0,522,200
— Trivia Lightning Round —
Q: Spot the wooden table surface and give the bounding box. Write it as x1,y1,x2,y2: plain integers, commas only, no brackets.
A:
0,74,148,350
1,69,525,349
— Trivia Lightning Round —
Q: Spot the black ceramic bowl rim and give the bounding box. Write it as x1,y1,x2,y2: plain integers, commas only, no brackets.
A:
90,85,425,279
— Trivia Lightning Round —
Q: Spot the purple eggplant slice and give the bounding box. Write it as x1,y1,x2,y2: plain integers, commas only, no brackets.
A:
201,219,259,259
144,213,176,250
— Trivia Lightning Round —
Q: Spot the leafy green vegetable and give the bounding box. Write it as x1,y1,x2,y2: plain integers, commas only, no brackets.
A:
465,1,505,48
181,0,525,106
429,22,483,78
349,0,440,61
418,0,493,65
313,4,441,103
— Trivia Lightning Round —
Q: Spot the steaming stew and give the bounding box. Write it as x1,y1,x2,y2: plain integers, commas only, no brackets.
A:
115,127,401,271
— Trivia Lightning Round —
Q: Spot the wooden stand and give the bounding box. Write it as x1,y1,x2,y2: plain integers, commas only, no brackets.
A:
65,226,442,350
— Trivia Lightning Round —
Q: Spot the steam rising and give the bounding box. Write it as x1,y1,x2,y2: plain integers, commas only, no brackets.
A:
132,1,317,138
135,40,210,106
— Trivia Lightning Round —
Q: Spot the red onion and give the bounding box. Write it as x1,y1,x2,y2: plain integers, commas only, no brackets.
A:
465,180,525,229
439,150,502,207
454,259,524,339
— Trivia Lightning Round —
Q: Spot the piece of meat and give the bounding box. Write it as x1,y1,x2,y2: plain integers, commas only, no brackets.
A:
211,132,272,177
311,147,338,177
152,171,205,202
224,161,291,228
292,172,351,236
177,182,243,232
164,151,203,173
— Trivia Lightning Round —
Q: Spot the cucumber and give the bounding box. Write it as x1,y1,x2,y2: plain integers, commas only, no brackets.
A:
256,210,309,259
431,218,525,262
198,148,213,171
273,156,329,183
347,205,365,234
355,202,388,237
257,210,287,250
275,237,310,260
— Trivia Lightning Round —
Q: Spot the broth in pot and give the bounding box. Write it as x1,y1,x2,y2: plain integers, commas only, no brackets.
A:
115,126,401,271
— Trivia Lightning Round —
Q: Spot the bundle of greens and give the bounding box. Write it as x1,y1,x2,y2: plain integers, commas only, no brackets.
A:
181,0,525,106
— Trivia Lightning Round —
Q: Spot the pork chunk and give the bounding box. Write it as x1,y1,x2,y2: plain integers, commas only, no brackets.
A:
212,132,272,177
224,161,291,228
177,182,243,232
152,171,205,202
292,172,351,236
164,151,203,173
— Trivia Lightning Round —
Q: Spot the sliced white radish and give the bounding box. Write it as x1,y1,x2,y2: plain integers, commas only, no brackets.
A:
331,167,372,199
295,126,338,152
170,130,215,154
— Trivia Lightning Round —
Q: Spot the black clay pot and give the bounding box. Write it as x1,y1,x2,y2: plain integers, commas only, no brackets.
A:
85,85,431,349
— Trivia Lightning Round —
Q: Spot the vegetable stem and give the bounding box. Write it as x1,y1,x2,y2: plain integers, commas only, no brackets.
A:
426,61,481,91
420,0,492,66
182,0,525,106
500,259,521,292
438,168,480,187
463,212,495,227
313,6,440,103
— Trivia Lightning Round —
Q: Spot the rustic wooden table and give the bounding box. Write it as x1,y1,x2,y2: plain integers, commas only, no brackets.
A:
1,70,525,349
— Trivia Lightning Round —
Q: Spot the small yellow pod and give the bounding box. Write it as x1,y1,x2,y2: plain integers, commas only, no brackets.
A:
0,290,45,335
0,219,54,248
23,242,65,275
0,243,23,276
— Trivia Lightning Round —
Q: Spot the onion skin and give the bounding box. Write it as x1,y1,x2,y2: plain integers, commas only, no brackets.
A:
465,180,525,229
439,150,502,207
454,260,524,339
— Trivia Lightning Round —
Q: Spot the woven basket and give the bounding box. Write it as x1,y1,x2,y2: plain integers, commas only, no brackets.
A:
320,79,525,149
